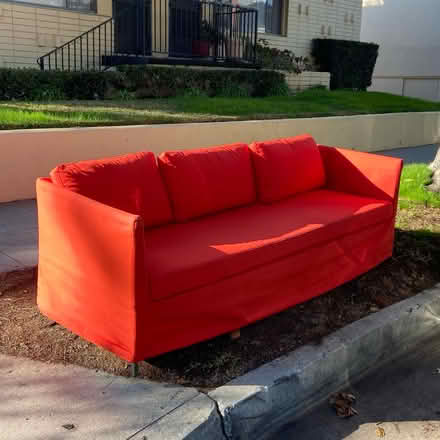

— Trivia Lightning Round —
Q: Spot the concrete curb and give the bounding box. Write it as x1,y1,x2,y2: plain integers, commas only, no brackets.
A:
205,283,440,440
132,394,226,440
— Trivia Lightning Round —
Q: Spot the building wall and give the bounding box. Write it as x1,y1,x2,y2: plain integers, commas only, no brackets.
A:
0,0,112,69
262,0,363,58
285,70,330,90
361,0,440,101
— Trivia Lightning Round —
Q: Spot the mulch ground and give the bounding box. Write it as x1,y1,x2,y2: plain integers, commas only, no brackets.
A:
1,206,439,389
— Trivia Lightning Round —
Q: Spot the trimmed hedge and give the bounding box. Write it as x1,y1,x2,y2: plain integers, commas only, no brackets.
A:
0,66,288,101
312,39,379,91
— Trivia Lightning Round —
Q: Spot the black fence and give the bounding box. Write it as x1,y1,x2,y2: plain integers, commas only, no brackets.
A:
37,0,258,71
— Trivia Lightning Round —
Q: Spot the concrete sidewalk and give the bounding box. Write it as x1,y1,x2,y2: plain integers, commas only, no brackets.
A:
0,199,37,272
0,354,214,440
377,143,438,164
271,334,440,440
0,144,437,274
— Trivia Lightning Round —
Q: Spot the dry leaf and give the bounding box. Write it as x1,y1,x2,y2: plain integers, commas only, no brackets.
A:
62,424,75,430
376,426,386,437
329,392,358,418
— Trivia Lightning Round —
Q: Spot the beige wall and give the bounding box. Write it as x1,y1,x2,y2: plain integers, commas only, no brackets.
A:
262,0,363,58
0,0,111,69
285,70,330,90
152,0,169,54
0,111,438,202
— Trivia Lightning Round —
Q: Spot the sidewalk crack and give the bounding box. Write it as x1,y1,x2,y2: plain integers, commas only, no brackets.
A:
202,392,229,440
125,393,199,440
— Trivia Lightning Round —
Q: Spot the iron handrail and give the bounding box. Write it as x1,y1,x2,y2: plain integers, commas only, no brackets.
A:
37,16,113,70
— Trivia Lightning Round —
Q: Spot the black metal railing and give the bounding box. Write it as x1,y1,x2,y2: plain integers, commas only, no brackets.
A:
167,0,257,64
37,0,257,71
214,3,258,64
37,16,116,71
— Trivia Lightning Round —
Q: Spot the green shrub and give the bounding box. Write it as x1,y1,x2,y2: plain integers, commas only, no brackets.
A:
255,38,312,74
120,66,286,98
0,66,287,101
312,39,379,91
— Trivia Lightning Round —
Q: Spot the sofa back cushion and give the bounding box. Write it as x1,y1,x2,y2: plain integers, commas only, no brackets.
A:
158,143,256,222
50,151,173,228
250,134,326,203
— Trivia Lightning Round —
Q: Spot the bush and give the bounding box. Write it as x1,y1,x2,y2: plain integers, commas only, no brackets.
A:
0,66,287,101
0,69,119,100
120,66,287,98
255,39,312,74
312,39,379,91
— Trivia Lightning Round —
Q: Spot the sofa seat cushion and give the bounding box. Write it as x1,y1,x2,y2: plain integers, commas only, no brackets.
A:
145,189,393,301
158,143,256,222
250,135,326,203
50,151,172,228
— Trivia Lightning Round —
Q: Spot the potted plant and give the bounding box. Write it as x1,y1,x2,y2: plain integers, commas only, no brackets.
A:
192,20,216,57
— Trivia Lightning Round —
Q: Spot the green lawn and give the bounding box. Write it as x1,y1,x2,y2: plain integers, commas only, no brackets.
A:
396,163,440,237
2,89,440,129
398,164,440,209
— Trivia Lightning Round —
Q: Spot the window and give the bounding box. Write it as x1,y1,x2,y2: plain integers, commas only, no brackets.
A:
10,0,97,12
240,0,286,35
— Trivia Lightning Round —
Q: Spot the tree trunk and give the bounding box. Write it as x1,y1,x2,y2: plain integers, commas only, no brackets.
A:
429,145,440,172
426,145,440,193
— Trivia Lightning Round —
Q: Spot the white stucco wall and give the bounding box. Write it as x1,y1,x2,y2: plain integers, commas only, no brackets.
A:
362,0,440,101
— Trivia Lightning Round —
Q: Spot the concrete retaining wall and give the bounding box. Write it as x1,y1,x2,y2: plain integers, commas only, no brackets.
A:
1,111,439,202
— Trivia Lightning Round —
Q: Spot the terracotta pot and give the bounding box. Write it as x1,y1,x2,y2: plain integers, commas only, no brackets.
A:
192,40,210,57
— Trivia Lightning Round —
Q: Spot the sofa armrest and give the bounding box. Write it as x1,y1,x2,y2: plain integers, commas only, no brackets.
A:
36,178,147,362
318,145,403,213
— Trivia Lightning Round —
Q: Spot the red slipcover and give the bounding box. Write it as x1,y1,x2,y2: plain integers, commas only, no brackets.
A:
50,151,172,228
145,189,392,300
158,143,256,221
318,145,403,214
144,220,395,359
250,135,326,202
36,137,403,362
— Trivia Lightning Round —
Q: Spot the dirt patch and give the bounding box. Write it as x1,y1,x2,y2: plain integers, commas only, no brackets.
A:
1,209,440,389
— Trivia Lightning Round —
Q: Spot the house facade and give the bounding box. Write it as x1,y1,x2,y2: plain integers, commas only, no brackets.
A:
0,0,362,69
0,1,112,68
242,0,362,58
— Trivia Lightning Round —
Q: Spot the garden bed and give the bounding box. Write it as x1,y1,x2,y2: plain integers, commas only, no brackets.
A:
1,203,439,389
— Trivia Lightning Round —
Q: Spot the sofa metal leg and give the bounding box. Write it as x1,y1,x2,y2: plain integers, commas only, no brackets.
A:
230,329,241,340
129,362,139,377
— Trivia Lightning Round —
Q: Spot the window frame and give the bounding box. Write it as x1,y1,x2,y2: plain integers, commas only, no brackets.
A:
250,0,287,36
0,0,97,13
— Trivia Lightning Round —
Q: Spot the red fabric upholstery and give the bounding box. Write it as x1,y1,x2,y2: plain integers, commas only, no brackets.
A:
36,178,148,362
50,152,172,228
145,220,395,359
158,143,256,221
145,189,393,300
37,141,403,362
250,135,326,202
319,145,403,214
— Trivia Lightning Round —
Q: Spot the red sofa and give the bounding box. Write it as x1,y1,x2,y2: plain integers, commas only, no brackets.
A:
36,135,403,363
